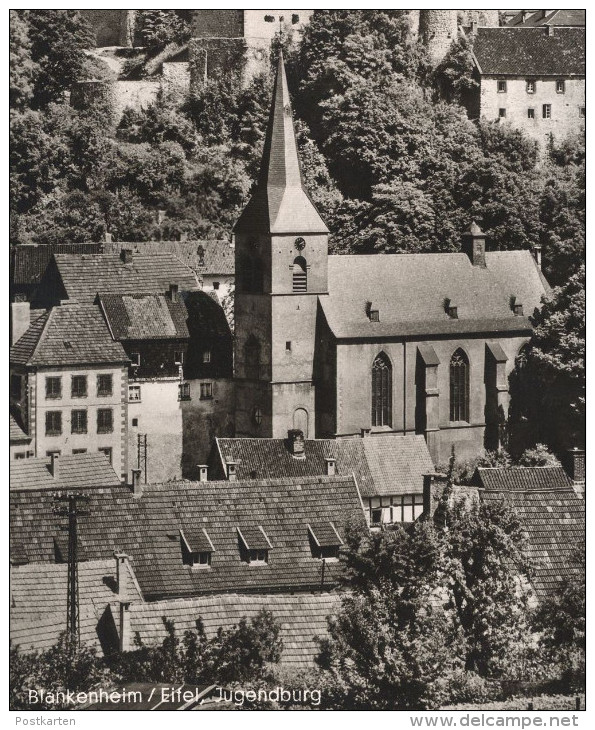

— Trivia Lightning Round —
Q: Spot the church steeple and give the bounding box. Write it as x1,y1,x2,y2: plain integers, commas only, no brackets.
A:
234,52,329,235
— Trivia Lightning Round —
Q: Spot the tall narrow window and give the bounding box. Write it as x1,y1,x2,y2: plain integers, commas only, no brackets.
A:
542,104,552,119
292,256,307,292
450,349,470,422
371,352,392,427
244,335,261,380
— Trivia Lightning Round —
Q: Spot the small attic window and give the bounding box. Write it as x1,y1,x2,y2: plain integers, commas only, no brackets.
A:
237,526,272,564
180,528,214,568
63,340,73,350
444,299,458,319
307,522,343,561
369,309,379,322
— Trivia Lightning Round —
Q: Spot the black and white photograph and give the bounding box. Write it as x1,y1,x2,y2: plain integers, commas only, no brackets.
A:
8,6,586,718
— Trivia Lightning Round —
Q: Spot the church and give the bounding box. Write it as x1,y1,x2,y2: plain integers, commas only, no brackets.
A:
233,54,549,463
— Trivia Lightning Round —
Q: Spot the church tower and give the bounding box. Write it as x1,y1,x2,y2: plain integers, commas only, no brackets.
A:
233,52,329,438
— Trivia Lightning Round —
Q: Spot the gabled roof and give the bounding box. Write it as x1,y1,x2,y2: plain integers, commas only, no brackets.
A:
477,466,585,599
10,412,31,443
234,53,328,235
11,243,102,287
473,27,585,76
51,253,198,302
10,476,366,599
103,240,235,276
321,251,547,339
9,304,128,367
10,558,142,654
216,432,434,498
10,453,121,493
123,592,342,669
99,293,189,340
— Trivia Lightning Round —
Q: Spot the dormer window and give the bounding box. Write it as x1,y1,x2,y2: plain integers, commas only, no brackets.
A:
180,528,214,568
237,526,272,564
445,299,458,319
307,522,343,561
511,297,524,316
369,309,379,322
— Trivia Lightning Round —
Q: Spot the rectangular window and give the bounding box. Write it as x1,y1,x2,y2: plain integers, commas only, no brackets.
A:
527,108,535,119
72,448,87,454
11,374,22,400
98,447,112,465
202,350,211,363
369,310,380,322
213,281,220,290
580,106,586,118
45,411,62,436
128,385,141,402
71,375,87,398
132,418,139,427
248,549,268,564
526,80,536,93
498,108,506,118
542,104,552,119
174,351,184,365
556,79,565,94
14,452,26,460
130,352,141,367
45,376,61,400
97,408,113,434
286,341,292,351
179,382,191,401
46,449,61,457
97,374,113,397
497,80,507,93
200,382,213,400
71,409,87,434
190,552,211,568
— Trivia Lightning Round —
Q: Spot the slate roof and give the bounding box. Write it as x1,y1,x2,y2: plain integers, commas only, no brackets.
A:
10,413,30,443
10,243,102,286
10,559,142,654
473,27,585,76
10,476,366,600
234,54,328,235
321,251,546,339
104,240,235,276
99,293,190,340
10,453,121,493
51,253,199,302
216,432,434,498
477,467,585,599
123,592,342,668
506,10,585,27
9,303,128,367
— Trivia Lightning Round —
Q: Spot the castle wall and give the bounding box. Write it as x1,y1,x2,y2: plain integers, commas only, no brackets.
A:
80,10,135,47
480,75,585,145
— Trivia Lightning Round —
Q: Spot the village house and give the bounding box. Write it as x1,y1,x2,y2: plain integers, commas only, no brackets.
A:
470,26,585,145
232,54,549,463
213,430,435,527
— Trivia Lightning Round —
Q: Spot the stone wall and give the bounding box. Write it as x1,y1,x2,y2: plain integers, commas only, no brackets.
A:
419,9,459,64
81,10,136,47
161,62,190,101
480,76,585,146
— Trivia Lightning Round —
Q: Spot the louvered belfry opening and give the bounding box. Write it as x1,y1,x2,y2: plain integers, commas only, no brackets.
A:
450,348,470,422
371,352,392,427
292,256,307,292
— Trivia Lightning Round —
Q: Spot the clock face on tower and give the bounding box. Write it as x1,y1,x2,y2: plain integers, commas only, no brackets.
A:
294,237,306,251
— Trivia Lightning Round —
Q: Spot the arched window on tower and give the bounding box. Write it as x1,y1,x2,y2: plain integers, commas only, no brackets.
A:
244,335,261,380
292,256,307,292
371,352,392,427
450,348,470,422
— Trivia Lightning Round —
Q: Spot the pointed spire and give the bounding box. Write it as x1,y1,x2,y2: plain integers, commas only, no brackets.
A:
234,51,328,235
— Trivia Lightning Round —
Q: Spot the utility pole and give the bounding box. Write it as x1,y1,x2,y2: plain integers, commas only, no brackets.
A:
53,493,90,648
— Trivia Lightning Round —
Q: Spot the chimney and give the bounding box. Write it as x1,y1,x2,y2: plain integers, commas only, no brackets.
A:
11,302,30,346
470,20,478,35
131,468,142,497
168,283,179,302
462,222,486,267
521,10,528,23
114,551,131,599
422,472,448,517
226,461,237,481
104,231,113,244
197,465,208,482
287,429,305,457
325,457,336,477
532,244,542,270
563,448,585,484
120,249,132,264
361,428,371,438
50,453,60,478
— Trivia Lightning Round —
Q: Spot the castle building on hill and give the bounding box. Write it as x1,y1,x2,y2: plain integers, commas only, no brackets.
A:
232,54,549,463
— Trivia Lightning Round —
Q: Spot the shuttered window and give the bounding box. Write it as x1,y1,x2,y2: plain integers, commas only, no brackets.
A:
450,349,470,422
371,352,392,427
292,256,307,292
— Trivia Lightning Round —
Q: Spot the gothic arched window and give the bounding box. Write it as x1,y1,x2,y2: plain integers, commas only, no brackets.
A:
292,256,307,292
371,352,392,427
450,348,470,422
244,335,261,380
